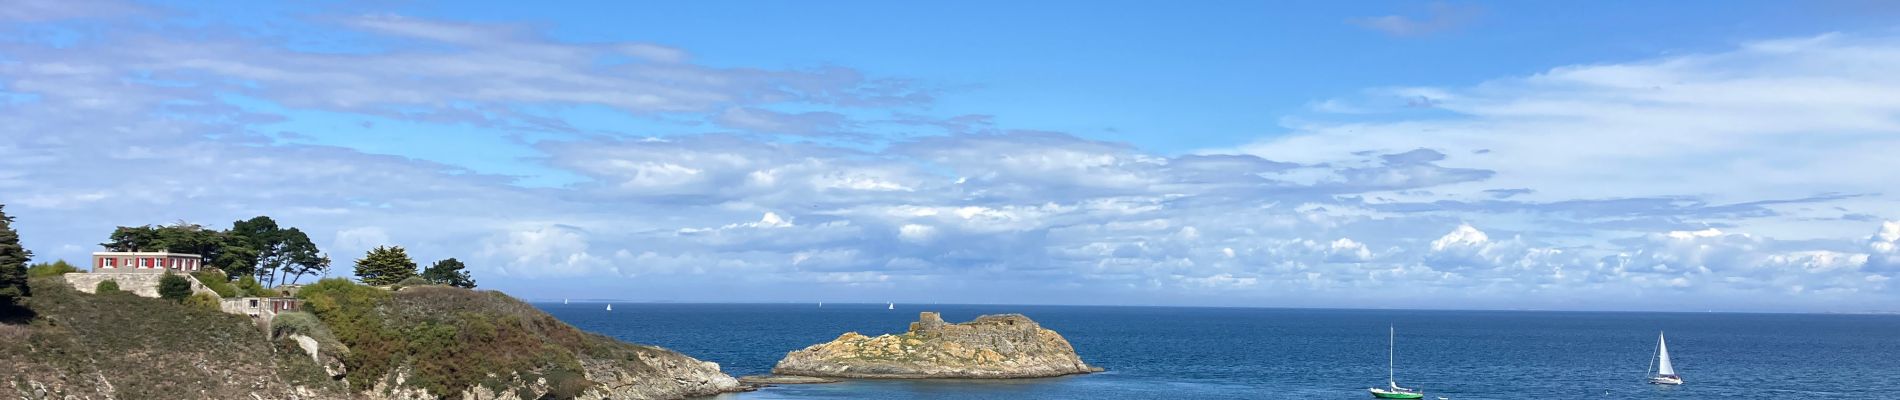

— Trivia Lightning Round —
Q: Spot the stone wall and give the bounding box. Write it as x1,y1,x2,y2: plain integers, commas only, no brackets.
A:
63,272,216,298
221,297,301,324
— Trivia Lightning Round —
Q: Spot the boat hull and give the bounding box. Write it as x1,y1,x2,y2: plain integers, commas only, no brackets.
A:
1369,389,1425,399
1649,376,1683,385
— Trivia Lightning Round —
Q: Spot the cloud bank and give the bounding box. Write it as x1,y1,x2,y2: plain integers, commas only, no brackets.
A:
1,6,1896,311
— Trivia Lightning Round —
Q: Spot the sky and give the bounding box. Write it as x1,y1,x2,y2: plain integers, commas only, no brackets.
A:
4,0,1900,312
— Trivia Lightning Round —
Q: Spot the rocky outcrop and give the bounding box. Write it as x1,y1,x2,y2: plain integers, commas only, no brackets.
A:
361,355,743,400
772,312,1100,379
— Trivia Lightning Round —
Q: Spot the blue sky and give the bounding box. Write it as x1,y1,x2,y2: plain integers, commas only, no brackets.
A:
4,0,1900,312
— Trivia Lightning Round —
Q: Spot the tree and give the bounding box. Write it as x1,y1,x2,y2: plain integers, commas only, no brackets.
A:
158,274,193,301
101,222,225,260
103,217,330,286
421,258,476,288
226,217,329,286
0,204,31,305
354,246,417,286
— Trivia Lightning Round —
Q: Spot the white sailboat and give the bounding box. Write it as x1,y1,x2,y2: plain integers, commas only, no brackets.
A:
1647,331,1683,385
563,298,569,305
1369,326,1424,399
887,302,895,310
605,304,613,311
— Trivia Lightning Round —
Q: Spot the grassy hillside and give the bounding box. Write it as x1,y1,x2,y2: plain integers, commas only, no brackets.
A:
4,277,740,400
299,279,729,399
1,277,347,399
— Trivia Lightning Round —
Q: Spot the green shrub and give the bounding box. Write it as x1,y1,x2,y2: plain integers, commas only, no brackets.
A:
297,278,394,389
95,280,120,293
157,274,193,301
27,260,80,278
193,271,238,298
184,292,222,312
237,275,275,297
393,276,431,289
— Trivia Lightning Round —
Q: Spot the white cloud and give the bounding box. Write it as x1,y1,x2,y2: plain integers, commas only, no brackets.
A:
480,225,603,277
897,224,936,244
331,227,391,259
5,10,1899,310
1240,33,1900,218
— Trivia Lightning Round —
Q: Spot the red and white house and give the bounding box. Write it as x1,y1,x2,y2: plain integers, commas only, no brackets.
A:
91,251,206,273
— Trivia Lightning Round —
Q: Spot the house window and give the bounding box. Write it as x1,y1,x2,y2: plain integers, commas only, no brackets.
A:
140,258,151,268
249,299,259,308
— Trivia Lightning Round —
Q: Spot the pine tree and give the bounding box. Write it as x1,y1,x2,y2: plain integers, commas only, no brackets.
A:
354,246,418,286
0,204,32,305
421,258,476,288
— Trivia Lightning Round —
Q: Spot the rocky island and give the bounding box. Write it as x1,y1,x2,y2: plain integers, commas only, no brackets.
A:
771,312,1101,379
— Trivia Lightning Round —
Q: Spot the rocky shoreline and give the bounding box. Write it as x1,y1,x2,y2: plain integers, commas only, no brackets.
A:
770,312,1100,379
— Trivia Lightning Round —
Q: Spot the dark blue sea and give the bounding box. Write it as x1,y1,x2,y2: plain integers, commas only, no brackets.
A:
537,303,1900,399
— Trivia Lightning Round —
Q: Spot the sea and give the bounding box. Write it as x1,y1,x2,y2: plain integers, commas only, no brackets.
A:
538,303,1900,399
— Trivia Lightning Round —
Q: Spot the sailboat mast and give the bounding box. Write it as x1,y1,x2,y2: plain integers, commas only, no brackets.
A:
1388,325,1395,386
1647,332,1658,377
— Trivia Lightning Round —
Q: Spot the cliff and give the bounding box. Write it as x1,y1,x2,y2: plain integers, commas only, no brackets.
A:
1,277,743,400
771,312,1100,379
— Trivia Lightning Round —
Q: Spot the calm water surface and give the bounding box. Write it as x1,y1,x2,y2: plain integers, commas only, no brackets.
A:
539,303,1900,399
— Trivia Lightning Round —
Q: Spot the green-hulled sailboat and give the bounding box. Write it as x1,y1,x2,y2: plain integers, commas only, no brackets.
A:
1369,326,1424,399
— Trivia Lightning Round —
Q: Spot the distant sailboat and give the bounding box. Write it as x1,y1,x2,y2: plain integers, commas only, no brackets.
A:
605,304,613,311
1647,331,1683,385
1369,326,1424,399
887,302,895,310
819,302,824,307
564,298,569,305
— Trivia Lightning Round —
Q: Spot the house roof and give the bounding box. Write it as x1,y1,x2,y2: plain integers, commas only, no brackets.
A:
92,251,205,258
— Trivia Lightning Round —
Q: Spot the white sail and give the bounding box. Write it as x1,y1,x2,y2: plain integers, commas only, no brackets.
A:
605,304,612,311
1656,332,1675,376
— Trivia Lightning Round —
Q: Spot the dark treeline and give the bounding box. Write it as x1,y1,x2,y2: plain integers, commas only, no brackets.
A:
102,216,328,287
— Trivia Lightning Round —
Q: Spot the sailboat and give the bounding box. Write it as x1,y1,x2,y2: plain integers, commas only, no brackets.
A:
563,298,569,305
605,304,613,311
1647,331,1683,385
887,302,895,310
1369,326,1425,399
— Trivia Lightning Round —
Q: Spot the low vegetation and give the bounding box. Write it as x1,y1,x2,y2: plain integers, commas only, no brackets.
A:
299,278,600,398
26,260,80,278
194,270,240,297
237,274,275,297
185,292,223,312
0,277,347,398
94,279,119,293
